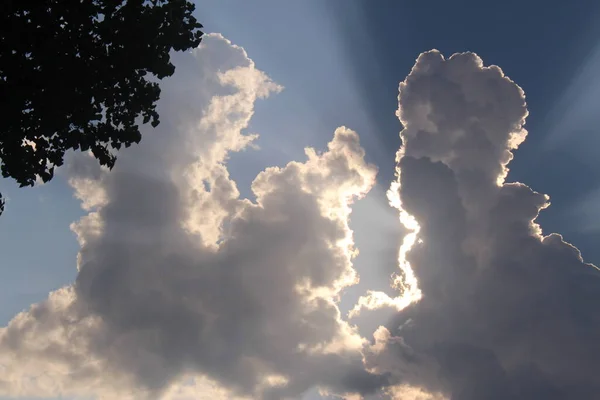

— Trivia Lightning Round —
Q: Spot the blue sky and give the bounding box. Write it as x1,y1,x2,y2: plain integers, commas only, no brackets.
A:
2,1,600,399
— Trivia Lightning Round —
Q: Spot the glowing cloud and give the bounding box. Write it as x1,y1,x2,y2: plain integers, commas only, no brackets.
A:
364,50,600,400
2,33,600,400
350,156,423,318
0,34,383,400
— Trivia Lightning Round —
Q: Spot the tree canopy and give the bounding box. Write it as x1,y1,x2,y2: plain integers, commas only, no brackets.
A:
0,0,204,214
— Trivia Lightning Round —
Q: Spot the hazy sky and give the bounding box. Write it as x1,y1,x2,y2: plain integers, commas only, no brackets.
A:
1,1,600,399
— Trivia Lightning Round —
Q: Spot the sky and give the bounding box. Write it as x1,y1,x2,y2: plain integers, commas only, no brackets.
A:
1,1,600,399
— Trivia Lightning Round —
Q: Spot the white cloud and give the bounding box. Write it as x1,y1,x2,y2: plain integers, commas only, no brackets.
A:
0,34,383,400
3,31,600,400
359,50,600,399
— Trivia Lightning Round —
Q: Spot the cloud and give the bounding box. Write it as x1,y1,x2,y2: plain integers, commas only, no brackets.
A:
3,31,599,400
361,50,600,399
0,34,384,399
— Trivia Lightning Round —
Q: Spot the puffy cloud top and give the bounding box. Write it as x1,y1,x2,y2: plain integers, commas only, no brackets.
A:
0,34,381,400
367,50,600,400
1,35,599,400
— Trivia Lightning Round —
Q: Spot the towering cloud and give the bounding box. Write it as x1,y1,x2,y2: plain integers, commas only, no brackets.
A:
2,34,599,400
0,34,382,399
364,50,600,399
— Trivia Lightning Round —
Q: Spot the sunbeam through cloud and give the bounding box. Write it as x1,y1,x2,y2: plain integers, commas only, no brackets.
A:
2,6,600,400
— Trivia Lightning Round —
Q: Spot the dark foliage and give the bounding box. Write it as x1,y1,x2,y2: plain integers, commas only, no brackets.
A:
0,0,203,214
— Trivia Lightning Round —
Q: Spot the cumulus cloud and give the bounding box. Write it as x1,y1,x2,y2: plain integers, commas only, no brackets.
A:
3,32,600,400
0,34,384,399
362,50,600,399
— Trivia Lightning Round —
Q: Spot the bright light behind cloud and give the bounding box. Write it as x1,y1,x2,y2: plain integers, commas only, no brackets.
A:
361,49,600,400
0,34,383,400
349,165,423,318
2,32,600,400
